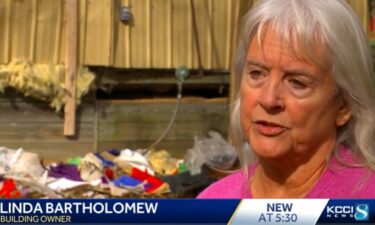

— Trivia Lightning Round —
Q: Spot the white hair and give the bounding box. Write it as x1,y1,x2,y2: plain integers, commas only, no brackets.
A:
231,0,375,175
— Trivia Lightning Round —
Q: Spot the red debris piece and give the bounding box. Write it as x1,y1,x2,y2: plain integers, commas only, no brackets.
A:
0,179,20,198
104,167,114,180
131,168,164,193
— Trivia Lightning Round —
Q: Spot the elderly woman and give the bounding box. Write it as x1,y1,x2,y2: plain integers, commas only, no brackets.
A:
198,0,375,198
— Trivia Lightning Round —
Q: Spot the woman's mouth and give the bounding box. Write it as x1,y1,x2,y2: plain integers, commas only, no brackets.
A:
253,120,288,137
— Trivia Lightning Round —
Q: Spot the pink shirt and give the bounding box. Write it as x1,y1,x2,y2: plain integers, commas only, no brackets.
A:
197,146,375,198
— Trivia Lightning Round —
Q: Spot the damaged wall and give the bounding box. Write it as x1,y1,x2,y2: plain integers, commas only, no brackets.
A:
0,90,228,161
0,0,367,161
97,98,228,158
0,91,95,160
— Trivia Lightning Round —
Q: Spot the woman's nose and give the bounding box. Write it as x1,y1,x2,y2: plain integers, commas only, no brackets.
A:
258,81,285,114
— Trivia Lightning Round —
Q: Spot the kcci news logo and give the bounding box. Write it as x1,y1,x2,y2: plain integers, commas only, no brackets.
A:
354,204,369,221
326,203,369,221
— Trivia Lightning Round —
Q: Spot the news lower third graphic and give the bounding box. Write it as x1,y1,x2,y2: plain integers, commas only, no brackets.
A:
230,199,374,225
0,199,373,224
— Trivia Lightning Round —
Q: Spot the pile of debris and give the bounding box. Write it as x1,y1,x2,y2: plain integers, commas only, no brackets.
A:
0,131,238,198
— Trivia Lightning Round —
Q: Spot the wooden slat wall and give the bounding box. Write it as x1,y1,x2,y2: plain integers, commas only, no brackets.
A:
0,0,369,68
1,0,366,69
0,0,367,69
0,0,241,70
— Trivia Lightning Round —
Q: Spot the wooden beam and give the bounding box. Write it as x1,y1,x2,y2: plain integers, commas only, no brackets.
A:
3,0,13,64
79,0,88,63
124,0,130,67
53,0,63,64
167,0,172,68
64,0,78,136
146,0,151,67
29,0,38,61
109,0,115,66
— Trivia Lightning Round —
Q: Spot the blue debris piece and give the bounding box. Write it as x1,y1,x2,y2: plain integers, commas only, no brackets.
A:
113,175,143,187
107,149,121,156
94,153,115,167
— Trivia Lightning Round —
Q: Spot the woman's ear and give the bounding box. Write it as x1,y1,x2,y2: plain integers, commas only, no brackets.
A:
336,103,352,127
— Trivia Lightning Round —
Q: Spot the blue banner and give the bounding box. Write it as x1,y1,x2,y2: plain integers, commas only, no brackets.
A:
0,199,375,224
0,199,239,224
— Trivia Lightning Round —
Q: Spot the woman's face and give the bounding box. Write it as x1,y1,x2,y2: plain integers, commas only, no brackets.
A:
240,28,351,159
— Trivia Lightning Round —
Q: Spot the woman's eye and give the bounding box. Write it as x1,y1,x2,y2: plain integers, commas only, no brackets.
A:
285,76,316,98
248,70,263,80
288,78,307,89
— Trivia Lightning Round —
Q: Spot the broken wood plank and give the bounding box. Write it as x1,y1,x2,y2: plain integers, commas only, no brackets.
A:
64,0,78,136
